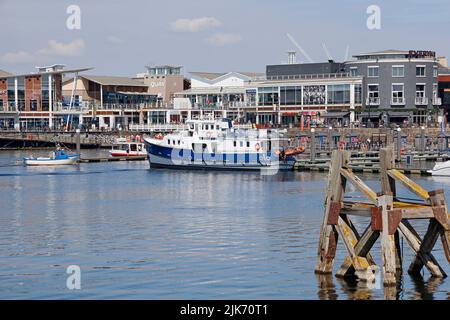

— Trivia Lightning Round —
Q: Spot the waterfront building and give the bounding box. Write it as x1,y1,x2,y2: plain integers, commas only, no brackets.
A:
344,50,441,126
134,65,189,106
61,75,156,129
172,59,362,128
0,65,90,130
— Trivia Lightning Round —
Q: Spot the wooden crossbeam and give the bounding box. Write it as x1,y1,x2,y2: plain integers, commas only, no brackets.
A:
387,169,430,201
340,168,377,204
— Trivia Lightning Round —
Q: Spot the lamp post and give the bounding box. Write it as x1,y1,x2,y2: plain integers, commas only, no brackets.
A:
75,128,81,154
310,127,316,162
328,126,333,152
420,125,425,152
396,127,402,162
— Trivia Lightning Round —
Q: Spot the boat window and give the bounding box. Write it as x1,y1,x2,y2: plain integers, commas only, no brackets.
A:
173,140,176,145
246,141,250,148
130,144,137,151
216,125,220,130
168,140,171,145
233,141,236,147
178,140,180,145
240,141,243,147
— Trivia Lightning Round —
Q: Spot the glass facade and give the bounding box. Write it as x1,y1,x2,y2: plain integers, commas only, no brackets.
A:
327,84,350,104
258,87,278,106
280,86,301,105
41,74,49,111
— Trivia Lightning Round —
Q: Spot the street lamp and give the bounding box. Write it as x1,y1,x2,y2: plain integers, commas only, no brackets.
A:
310,127,316,161
396,127,402,162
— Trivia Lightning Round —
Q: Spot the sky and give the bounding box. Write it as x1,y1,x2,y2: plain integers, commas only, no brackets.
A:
0,0,449,76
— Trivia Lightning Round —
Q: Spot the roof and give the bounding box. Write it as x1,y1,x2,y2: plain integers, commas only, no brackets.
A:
0,69,13,77
79,75,148,87
0,67,92,79
353,49,409,57
189,71,264,81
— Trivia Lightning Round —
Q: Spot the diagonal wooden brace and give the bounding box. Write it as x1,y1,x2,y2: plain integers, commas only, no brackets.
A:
335,224,379,279
400,220,447,278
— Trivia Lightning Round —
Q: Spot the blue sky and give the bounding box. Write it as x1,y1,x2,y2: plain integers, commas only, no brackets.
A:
0,0,449,76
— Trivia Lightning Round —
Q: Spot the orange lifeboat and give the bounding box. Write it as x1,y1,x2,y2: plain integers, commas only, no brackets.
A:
275,146,305,156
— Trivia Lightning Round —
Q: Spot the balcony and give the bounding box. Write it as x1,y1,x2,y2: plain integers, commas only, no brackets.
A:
415,97,428,105
366,97,380,106
433,97,442,106
391,97,405,105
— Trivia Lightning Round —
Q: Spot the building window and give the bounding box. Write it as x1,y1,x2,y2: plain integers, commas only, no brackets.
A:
415,84,426,105
392,84,405,104
433,66,438,78
416,66,426,77
368,66,379,77
303,85,325,105
392,66,404,77
327,84,350,104
433,83,438,103
280,86,301,105
350,67,358,77
258,87,278,106
367,84,379,105
354,84,362,104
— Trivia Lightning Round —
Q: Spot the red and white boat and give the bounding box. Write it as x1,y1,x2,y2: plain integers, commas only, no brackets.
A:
110,136,146,157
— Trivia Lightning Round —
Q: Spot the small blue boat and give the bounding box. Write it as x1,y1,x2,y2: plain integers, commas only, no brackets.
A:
23,149,80,166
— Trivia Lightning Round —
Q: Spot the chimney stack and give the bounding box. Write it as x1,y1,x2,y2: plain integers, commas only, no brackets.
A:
287,51,297,64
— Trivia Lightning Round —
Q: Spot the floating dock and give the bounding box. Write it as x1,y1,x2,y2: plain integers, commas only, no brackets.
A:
79,156,146,163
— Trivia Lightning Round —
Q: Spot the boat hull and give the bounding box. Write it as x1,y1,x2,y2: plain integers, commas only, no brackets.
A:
24,155,80,166
110,151,147,157
144,140,294,171
429,161,450,176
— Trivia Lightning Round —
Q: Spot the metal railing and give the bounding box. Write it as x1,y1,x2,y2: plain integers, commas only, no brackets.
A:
366,97,380,106
433,97,442,106
415,97,428,105
391,97,405,105
252,72,352,82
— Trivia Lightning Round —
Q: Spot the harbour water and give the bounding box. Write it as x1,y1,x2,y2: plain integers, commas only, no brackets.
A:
0,150,448,299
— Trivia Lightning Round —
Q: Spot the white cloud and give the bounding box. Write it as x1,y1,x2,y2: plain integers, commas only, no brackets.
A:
38,39,85,57
106,35,123,44
0,50,34,64
206,33,242,46
171,17,221,32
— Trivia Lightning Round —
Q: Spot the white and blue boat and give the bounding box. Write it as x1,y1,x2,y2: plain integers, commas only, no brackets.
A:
143,118,303,171
23,148,80,166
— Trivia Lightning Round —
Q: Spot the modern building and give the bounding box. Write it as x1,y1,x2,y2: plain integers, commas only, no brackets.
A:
134,65,189,106
171,58,362,128
345,50,441,126
61,75,157,129
0,65,91,130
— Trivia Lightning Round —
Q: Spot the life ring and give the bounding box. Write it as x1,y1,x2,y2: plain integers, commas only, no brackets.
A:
255,142,261,151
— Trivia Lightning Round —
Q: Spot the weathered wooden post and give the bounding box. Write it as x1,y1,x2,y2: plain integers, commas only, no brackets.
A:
315,150,349,274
